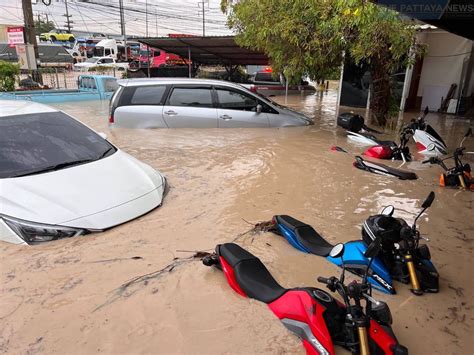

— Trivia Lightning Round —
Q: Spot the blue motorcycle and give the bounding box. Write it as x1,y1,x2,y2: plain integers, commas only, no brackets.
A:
270,192,439,295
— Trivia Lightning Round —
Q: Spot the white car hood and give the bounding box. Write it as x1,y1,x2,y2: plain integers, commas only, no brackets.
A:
0,150,164,229
75,62,94,67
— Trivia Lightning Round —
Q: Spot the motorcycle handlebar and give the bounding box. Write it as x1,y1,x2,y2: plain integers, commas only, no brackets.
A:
422,159,431,164
317,276,330,284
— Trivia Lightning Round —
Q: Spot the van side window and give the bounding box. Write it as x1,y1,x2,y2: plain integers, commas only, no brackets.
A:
168,87,213,108
254,72,280,83
105,48,111,56
130,86,167,105
216,89,257,111
153,50,161,57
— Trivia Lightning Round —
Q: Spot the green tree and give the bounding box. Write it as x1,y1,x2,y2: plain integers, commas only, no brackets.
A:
222,0,422,126
0,60,20,91
34,19,56,36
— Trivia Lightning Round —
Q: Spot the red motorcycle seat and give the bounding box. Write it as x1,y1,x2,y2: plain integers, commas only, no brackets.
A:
218,243,287,303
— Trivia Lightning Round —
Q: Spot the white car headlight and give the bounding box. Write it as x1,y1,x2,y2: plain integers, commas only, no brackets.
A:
1,215,86,244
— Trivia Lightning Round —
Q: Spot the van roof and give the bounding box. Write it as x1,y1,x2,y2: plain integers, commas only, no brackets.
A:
117,78,247,89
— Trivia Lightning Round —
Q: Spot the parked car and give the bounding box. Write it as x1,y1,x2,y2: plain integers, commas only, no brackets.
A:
73,56,129,72
0,100,166,245
244,69,316,96
109,78,313,128
39,29,75,42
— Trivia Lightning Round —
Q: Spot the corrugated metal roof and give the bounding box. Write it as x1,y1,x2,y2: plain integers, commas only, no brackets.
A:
136,36,270,65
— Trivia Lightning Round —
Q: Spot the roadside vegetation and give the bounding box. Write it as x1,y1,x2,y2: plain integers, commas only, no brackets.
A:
222,0,424,126
0,60,19,91
34,19,55,36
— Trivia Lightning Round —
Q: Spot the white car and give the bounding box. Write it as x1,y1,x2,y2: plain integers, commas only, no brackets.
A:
0,100,166,245
110,78,314,128
73,56,128,72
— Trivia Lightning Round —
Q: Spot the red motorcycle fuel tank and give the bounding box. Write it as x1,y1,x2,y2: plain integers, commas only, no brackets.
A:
364,145,393,159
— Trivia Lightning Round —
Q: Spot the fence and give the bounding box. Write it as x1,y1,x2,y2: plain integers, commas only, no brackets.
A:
16,67,124,91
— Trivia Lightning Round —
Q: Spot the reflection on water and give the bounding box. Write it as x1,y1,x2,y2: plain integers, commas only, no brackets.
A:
1,90,473,354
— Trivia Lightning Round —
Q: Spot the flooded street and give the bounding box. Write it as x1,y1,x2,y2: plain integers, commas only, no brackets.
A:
1,89,473,354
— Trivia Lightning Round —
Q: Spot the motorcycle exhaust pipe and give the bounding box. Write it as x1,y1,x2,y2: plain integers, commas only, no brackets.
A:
405,254,423,295
357,326,370,355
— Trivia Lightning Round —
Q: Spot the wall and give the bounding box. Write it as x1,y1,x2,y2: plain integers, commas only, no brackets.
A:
417,31,473,100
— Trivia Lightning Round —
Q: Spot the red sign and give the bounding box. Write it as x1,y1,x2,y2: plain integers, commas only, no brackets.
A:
7,26,24,48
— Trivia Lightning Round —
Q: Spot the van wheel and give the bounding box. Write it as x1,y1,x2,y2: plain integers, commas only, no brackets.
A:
50,35,57,41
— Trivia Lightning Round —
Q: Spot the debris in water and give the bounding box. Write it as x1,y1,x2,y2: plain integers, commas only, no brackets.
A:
93,251,211,312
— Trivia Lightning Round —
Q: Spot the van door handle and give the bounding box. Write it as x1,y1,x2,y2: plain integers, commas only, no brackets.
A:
220,114,232,120
164,110,177,116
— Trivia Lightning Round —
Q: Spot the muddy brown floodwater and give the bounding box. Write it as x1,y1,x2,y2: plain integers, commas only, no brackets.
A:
1,89,473,355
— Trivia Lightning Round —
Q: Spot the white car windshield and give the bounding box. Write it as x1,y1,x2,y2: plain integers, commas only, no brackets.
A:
0,112,116,178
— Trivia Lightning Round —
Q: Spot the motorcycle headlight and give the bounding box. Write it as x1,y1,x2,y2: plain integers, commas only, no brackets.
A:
371,301,393,325
1,215,86,244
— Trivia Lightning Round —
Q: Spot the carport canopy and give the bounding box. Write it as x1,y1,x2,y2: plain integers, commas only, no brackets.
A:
136,35,270,65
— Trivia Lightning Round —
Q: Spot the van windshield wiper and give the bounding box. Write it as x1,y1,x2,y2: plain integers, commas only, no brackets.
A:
12,159,96,178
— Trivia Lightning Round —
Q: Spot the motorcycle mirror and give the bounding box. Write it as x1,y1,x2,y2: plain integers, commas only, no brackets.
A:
380,205,395,216
465,128,472,138
329,243,345,258
364,238,381,259
423,106,429,116
422,191,435,209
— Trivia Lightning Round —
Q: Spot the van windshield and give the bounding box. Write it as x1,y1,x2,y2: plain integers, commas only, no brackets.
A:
0,112,116,178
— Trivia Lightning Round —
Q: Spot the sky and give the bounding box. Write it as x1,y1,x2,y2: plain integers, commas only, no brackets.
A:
1,0,233,37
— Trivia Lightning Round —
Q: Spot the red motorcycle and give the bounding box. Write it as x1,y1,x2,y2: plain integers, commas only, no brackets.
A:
203,242,408,354
364,126,412,163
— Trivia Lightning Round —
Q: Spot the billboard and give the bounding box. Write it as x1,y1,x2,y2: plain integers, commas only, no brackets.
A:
7,26,24,48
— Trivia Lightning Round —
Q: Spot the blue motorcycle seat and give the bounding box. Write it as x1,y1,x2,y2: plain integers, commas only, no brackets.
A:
275,215,334,257
217,243,287,304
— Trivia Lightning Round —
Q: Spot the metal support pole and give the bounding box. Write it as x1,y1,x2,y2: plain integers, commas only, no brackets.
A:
335,52,345,119
55,67,59,89
188,46,191,78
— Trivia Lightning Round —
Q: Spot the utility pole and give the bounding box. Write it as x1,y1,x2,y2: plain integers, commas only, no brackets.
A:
155,9,158,37
119,0,127,61
145,0,150,78
198,0,209,36
63,0,73,32
21,0,41,81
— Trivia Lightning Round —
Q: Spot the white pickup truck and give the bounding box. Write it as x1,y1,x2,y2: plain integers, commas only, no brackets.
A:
73,56,129,72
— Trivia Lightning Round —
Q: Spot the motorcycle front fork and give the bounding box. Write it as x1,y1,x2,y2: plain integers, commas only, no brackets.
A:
405,254,423,295
357,326,370,355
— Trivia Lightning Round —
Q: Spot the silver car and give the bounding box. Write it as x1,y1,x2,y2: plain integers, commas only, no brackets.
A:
109,78,313,128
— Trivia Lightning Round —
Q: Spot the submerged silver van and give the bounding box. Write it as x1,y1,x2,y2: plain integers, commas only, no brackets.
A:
109,78,313,128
